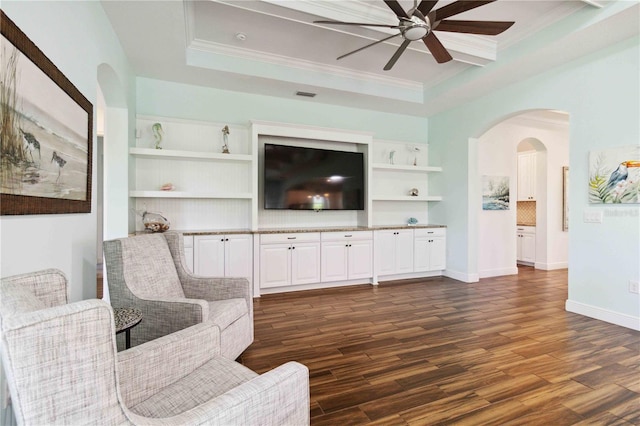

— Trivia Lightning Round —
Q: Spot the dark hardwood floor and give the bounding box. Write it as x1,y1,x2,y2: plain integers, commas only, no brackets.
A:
240,267,640,425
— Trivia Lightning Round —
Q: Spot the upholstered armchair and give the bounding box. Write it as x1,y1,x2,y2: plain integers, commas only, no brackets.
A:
103,232,252,359
0,269,310,425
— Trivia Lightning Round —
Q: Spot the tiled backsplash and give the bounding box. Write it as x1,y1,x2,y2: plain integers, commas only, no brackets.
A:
517,201,536,225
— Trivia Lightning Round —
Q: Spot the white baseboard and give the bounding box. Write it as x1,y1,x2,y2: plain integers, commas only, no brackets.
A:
444,269,479,283
478,267,519,279
565,299,640,331
535,261,568,270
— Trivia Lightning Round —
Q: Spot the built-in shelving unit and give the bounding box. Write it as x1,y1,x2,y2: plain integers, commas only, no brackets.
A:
130,116,255,231
129,119,442,231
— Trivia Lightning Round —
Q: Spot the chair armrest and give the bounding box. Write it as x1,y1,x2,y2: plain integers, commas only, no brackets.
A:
0,268,67,308
125,361,310,426
117,297,210,345
180,276,251,302
117,322,221,408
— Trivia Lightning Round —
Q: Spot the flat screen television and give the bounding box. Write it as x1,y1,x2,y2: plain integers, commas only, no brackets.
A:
264,143,365,210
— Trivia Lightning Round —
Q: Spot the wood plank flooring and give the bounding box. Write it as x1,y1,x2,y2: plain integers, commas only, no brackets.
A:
240,267,640,425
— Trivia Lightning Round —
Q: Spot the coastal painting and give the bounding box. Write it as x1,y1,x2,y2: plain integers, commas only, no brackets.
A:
1,11,92,215
482,175,510,210
589,145,640,204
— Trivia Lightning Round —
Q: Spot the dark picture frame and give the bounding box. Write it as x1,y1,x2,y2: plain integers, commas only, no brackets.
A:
1,10,92,215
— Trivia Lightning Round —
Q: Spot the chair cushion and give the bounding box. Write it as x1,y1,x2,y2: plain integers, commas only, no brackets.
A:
130,356,258,418
0,283,45,319
120,234,185,299
207,299,248,330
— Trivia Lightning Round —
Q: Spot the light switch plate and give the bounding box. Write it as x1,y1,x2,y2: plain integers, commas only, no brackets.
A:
583,210,603,223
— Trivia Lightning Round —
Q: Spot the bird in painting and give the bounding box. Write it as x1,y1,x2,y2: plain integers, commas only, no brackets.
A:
20,129,41,164
604,160,640,194
51,151,67,182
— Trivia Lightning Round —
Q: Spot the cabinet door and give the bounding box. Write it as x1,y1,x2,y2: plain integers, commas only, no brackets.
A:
521,233,536,263
225,234,252,279
395,230,415,274
260,244,291,288
348,240,373,280
414,237,429,272
321,241,349,282
428,237,447,271
518,152,536,201
376,231,396,276
516,233,523,261
292,242,321,285
194,236,225,276
184,247,194,273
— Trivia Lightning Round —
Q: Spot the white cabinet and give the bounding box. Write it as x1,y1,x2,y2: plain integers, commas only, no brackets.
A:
414,228,446,272
194,234,252,282
516,226,536,264
376,229,414,276
518,151,536,201
321,231,373,282
260,233,320,289
183,235,194,273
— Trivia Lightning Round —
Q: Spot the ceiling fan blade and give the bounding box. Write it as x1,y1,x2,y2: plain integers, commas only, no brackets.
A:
422,32,453,63
384,0,409,19
435,19,515,35
434,0,496,21
314,20,400,28
384,39,411,71
417,1,439,16
338,33,401,60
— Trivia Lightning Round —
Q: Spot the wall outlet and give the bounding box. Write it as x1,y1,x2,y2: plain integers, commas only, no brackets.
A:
630,280,639,294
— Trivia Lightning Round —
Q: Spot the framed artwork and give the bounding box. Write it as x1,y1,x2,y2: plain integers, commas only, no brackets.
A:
562,166,569,231
589,145,640,204
482,175,510,210
1,11,93,215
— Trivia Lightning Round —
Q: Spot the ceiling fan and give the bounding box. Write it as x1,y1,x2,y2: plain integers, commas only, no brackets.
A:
314,0,515,70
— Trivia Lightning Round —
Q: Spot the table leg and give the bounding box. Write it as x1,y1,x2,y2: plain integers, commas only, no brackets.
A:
125,329,131,349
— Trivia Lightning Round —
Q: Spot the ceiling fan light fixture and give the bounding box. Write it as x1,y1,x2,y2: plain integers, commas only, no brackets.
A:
401,16,430,41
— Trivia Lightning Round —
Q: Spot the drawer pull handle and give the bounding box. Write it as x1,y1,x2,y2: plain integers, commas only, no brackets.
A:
287,237,296,240
345,234,352,238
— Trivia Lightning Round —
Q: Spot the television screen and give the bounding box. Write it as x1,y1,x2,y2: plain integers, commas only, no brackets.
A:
264,143,365,210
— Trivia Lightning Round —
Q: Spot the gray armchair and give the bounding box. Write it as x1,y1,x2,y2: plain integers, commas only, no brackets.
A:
0,269,310,425
103,232,252,359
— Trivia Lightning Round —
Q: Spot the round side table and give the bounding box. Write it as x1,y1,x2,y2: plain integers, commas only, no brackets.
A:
114,307,143,349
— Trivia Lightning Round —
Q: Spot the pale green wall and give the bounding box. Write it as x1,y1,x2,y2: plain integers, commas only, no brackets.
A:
429,35,640,322
0,1,136,301
136,78,429,143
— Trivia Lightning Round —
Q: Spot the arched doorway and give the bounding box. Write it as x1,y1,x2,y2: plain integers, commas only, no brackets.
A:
472,109,569,278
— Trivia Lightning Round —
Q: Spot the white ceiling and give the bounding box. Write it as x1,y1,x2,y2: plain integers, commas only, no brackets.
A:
101,0,638,117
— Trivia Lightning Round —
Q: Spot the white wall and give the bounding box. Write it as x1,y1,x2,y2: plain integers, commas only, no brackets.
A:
477,115,569,278
429,34,639,329
0,2,135,300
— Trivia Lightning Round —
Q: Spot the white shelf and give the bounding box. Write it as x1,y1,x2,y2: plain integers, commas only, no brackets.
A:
130,190,253,199
130,147,252,162
372,195,443,202
372,163,442,172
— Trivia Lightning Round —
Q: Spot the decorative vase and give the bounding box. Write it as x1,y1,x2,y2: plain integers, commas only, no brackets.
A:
221,125,230,154
142,211,170,232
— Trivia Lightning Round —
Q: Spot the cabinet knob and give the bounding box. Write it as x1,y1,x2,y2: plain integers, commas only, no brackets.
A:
287,237,296,240
345,234,352,238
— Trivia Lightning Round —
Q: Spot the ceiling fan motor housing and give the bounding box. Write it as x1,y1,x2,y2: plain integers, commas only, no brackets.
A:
401,15,431,41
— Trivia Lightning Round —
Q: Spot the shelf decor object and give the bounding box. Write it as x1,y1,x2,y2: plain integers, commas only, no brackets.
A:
152,122,163,149
221,125,230,154
141,210,170,232
407,217,418,226
409,188,419,196
407,144,421,166
0,11,93,215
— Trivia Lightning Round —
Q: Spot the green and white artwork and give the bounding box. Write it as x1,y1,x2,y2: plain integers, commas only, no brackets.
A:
589,145,640,204
482,175,510,210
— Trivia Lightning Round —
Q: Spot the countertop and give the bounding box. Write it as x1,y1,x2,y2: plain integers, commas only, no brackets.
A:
142,224,446,236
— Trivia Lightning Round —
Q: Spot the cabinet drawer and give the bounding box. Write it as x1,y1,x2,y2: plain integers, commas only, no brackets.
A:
516,226,535,235
321,231,373,242
260,232,321,244
414,228,446,238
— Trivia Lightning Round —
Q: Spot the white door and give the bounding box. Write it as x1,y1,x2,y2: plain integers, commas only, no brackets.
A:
260,244,291,288
376,231,396,276
225,234,252,279
292,242,321,285
428,237,447,271
414,237,429,272
321,241,348,282
395,230,415,274
348,240,373,280
194,236,225,276
521,233,536,263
